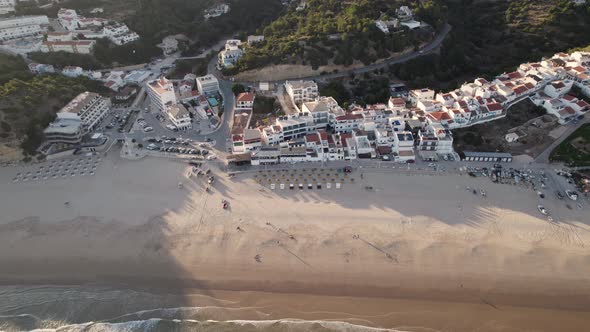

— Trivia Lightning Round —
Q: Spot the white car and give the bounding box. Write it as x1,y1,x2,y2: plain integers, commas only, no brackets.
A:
537,205,548,216
206,154,217,160
143,127,154,132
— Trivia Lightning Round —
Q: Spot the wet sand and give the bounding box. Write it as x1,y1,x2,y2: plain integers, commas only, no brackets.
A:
0,155,589,331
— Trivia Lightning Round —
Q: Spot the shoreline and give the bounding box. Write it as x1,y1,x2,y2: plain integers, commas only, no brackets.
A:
1,270,589,312
1,155,589,331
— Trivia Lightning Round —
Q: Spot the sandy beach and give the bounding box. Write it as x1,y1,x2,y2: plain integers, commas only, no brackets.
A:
0,154,589,331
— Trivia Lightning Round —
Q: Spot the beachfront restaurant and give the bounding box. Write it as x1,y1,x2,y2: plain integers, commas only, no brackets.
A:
461,151,513,163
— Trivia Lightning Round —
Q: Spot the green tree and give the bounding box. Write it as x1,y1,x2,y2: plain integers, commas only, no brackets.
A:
232,83,246,95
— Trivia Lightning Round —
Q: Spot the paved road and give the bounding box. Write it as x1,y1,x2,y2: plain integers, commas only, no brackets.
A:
535,114,589,163
222,23,451,86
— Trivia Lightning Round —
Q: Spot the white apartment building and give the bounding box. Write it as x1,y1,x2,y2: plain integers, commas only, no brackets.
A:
219,48,243,68
0,0,15,15
0,16,49,42
204,3,230,19
285,80,318,106
57,8,79,31
247,35,264,45
394,131,415,162
408,88,435,104
196,74,219,95
103,23,139,45
301,97,339,131
28,63,55,74
218,39,243,67
167,104,192,130
146,77,177,112
261,125,284,145
62,66,84,77
108,31,140,45
46,31,73,42
276,114,311,141
59,92,110,132
43,112,83,145
41,40,95,54
232,128,262,153
236,92,255,109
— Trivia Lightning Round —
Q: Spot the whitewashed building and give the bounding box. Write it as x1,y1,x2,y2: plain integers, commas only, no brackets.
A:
0,15,49,42
146,77,177,112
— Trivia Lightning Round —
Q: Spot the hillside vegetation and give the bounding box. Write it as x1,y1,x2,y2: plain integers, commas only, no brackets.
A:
390,0,590,90
229,0,447,73
16,0,284,67
0,56,107,156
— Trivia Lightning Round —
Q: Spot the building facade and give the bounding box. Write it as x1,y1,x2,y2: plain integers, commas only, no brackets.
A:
0,15,49,42
43,113,83,145
147,77,177,111
59,92,110,133
41,40,95,54
285,80,319,106
196,74,219,95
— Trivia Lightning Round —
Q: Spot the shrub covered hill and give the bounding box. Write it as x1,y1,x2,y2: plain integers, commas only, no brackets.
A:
0,54,107,159
229,0,447,73
390,0,590,90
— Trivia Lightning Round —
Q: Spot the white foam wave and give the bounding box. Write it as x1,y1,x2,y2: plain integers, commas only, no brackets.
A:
25,318,408,332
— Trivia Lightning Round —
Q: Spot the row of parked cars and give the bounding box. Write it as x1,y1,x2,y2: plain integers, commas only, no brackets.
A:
105,111,135,133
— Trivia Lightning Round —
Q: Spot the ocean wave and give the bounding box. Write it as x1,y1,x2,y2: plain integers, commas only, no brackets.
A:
0,287,408,332
24,318,406,332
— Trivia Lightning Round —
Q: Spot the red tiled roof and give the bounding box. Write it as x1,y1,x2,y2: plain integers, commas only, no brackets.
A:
236,93,255,102
512,85,528,95
560,107,576,115
563,94,576,102
486,103,503,112
319,131,328,140
524,82,535,89
389,97,405,106
552,81,565,89
507,71,523,79
305,134,319,143
340,132,352,147
429,111,451,121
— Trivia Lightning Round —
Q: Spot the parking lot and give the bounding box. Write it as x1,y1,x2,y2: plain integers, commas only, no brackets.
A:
141,136,217,159
10,155,103,183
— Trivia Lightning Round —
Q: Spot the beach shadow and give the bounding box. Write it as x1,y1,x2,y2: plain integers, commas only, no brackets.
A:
0,153,243,329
